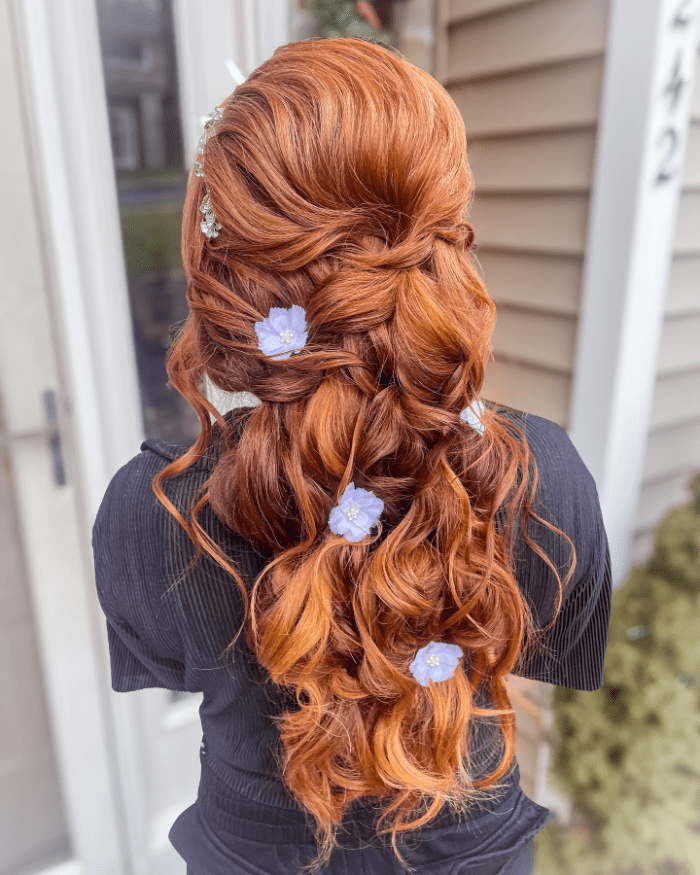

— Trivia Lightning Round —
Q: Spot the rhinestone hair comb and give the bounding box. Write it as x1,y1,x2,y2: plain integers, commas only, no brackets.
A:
195,105,225,238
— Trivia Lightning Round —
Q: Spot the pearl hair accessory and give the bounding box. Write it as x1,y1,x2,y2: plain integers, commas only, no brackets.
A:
200,193,222,240
194,105,224,178
253,302,489,686
195,105,226,239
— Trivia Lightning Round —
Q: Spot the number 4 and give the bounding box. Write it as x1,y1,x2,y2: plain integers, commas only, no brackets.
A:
673,0,695,27
663,49,686,112
656,127,679,184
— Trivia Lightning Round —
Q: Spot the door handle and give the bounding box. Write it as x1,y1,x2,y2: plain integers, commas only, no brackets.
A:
0,389,66,485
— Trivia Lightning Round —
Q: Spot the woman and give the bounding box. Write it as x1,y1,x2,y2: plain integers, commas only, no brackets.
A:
93,36,612,875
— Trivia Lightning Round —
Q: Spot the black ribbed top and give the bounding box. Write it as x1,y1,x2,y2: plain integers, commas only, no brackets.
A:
92,405,612,870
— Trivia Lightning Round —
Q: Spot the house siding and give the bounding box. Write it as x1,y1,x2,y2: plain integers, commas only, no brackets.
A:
435,0,612,813
436,0,611,427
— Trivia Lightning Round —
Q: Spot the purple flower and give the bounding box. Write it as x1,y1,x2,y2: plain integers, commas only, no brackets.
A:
409,641,463,687
460,399,486,435
254,305,308,360
328,482,384,543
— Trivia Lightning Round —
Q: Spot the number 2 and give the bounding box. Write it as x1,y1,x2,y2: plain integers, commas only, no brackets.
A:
656,127,679,184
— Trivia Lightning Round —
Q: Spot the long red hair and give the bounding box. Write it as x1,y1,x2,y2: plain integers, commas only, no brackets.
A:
153,36,575,874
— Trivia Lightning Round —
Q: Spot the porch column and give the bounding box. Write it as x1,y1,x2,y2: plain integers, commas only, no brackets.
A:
569,0,700,587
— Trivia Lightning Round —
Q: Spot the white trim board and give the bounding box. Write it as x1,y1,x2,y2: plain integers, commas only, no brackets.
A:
569,0,700,588
173,0,290,167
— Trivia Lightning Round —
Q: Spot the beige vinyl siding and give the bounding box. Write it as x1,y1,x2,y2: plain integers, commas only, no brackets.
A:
446,0,607,81
449,56,604,136
630,42,700,567
494,308,577,371
473,193,590,254
472,252,582,314
643,419,700,482
674,192,700,253
448,0,539,20
436,0,611,427
649,369,700,428
484,358,572,426
467,130,596,192
683,122,700,184
436,0,614,809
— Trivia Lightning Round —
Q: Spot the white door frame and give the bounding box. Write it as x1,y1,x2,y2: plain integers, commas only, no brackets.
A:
174,0,291,165
14,1,144,872
14,0,289,873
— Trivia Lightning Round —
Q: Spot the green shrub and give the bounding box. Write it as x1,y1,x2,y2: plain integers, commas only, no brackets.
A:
535,473,700,875
120,200,183,278
308,0,391,42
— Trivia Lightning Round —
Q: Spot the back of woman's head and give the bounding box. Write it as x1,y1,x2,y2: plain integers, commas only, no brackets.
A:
156,36,575,875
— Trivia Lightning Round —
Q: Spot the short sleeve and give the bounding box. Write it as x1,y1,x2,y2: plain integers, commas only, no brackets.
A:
92,448,195,693
508,415,613,691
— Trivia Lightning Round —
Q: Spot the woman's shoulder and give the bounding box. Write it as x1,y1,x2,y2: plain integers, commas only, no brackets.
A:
92,439,211,546
489,402,598,497
94,408,259,549
489,400,572,448
137,408,251,471
489,402,605,593
489,406,612,689
140,437,215,469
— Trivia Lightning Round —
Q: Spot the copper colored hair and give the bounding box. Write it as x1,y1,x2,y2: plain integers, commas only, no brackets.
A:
153,36,576,874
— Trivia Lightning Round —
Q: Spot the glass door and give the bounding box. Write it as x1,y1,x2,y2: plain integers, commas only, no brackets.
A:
95,0,197,447
9,0,291,872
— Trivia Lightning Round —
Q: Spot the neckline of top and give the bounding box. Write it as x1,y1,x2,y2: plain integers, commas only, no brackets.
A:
141,407,251,466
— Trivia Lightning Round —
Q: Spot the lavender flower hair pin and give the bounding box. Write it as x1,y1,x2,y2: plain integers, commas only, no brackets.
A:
254,305,308,360
409,641,463,687
329,482,384,543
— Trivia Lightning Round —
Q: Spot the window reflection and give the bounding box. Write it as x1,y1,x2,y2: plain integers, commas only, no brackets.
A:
96,0,199,447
